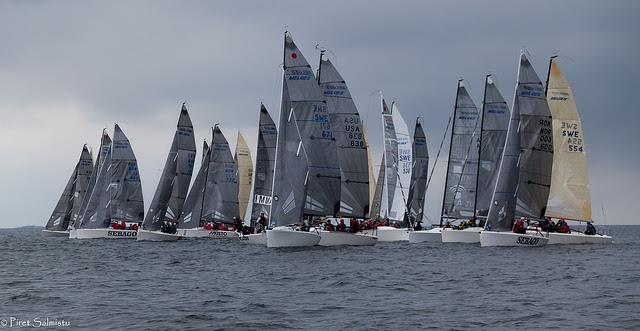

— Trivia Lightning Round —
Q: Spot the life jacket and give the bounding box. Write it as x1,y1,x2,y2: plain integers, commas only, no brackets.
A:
131,224,139,231
513,220,526,234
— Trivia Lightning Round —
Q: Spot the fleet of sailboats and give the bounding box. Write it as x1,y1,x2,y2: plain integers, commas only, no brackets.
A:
44,32,612,247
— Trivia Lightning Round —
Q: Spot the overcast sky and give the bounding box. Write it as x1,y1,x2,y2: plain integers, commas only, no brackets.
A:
1,0,638,228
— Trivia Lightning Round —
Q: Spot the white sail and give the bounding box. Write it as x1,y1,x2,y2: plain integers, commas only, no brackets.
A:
364,129,376,214
545,57,592,221
380,97,396,219
389,101,412,222
235,131,253,220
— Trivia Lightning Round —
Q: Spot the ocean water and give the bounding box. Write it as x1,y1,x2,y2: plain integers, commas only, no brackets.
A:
1,226,639,330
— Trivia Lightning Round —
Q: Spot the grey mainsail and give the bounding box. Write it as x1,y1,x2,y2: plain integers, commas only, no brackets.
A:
143,104,196,231
370,155,385,219
318,55,369,218
78,144,113,229
486,52,554,231
177,140,209,228
406,119,429,223
441,80,480,222
45,163,78,231
270,33,341,227
71,131,110,229
250,104,277,221
69,145,94,225
109,124,144,223
474,76,510,218
201,125,239,224
381,98,397,218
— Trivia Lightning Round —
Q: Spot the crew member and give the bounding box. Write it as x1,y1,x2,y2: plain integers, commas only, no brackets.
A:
584,221,596,235
512,218,526,234
336,219,346,232
556,218,570,234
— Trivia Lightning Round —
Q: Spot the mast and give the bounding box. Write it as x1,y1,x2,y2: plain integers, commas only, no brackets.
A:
545,55,558,97
440,79,462,227
473,75,490,220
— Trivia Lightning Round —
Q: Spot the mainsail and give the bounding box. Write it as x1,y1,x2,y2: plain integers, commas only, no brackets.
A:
486,52,554,231
370,155,385,219
389,101,412,221
270,33,341,227
143,104,196,231
69,146,94,227
71,131,110,229
235,131,253,220
318,55,369,218
474,76,510,218
45,147,89,231
545,57,592,221
441,80,480,222
177,140,210,228
364,129,376,213
78,144,113,229
380,97,396,219
109,124,145,223
250,104,277,221
201,125,239,224
406,119,429,223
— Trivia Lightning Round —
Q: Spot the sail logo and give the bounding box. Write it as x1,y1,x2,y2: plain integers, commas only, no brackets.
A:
254,194,272,206
287,69,313,81
107,230,137,237
516,236,540,245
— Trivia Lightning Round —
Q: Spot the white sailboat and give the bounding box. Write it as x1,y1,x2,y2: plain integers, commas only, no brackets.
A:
266,33,341,247
315,51,376,246
43,145,93,236
532,56,611,244
74,124,144,239
138,104,196,241
480,52,553,247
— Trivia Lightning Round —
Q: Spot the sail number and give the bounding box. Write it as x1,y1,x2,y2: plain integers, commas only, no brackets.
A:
538,119,553,152
560,121,584,153
312,104,333,139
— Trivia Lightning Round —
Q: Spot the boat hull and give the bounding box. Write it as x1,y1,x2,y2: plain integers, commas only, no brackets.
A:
137,229,181,241
42,230,69,237
441,227,482,243
361,226,410,242
178,228,238,239
408,228,442,243
238,232,267,245
318,231,377,246
480,231,548,247
531,231,612,245
74,228,138,239
266,227,320,248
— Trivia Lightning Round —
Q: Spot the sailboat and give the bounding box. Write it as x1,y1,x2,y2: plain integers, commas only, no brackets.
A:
315,52,377,246
179,125,240,238
533,56,611,244
438,80,484,243
239,104,277,245
362,97,414,241
74,124,144,239
176,140,211,236
407,120,442,243
138,104,196,241
480,52,553,247
43,145,93,236
69,131,111,239
266,32,341,248
235,131,253,221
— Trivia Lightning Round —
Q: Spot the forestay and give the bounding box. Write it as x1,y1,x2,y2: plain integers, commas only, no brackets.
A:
250,104,277,221
143,105,196,231
441,80,480,220
475,76,510,218
318,56,369,218
545,57,592,221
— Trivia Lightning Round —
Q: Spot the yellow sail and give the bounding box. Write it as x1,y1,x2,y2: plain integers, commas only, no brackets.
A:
364,128,376,213
545,58,592,221
235,131,253,220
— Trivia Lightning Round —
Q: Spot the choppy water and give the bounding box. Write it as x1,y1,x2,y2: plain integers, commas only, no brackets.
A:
1,226,639,330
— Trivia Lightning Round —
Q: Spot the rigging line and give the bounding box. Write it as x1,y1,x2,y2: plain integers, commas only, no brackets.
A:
425,114,452,193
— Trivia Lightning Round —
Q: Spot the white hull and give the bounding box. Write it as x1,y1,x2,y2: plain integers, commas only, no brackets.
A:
266,227,320,248
137,229,181,242
480,231,548,247
530,231,612,245
361,226,410,242
42,230,69,237
178,228,238,239
68,229,77,239
238,232,267,245
318,231,377,246
408,228,442,243
441,227,482,243
74,228,138,239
